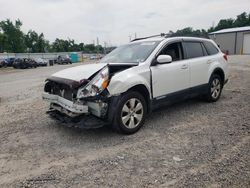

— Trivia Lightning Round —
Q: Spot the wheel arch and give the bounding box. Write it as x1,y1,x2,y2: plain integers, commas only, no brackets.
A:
107,83,152,124
127,84,151,113
210,67,225,84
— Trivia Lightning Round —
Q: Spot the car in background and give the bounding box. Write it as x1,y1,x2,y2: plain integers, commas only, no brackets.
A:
90,55,97,60
13,58,38,69
34,58,48,67
89,54,103,60
0,58,8,68
5,57,15,67
57,55,72,64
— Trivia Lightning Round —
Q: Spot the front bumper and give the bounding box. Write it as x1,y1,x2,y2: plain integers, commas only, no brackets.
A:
43,92,109,129
46,109,109,129
42,92,108,118
42,92,88,116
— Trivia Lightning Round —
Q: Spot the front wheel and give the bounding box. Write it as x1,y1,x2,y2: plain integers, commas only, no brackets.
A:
112,91,147,134
205,74,223,102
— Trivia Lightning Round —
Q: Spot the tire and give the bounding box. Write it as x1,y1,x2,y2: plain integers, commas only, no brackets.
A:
112,91,147,134
205,74,223,102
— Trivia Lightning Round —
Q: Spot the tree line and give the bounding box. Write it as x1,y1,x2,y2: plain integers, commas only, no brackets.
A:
0,19,104,53
0,12,250,53
169,12,250,38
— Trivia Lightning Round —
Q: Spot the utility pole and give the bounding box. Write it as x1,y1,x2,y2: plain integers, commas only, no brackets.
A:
129,35,132,42
96,37,99,46
104,41,107,54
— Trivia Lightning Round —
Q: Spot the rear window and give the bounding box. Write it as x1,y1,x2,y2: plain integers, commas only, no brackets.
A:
184,42,204,58
203,41,219,55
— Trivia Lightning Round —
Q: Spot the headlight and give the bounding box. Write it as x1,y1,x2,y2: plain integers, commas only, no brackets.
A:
77,66,109,98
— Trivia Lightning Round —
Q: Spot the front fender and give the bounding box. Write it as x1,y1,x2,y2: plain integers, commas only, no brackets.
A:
107,65,151,98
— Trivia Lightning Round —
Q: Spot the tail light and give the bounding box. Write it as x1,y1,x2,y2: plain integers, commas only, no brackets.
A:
223,53,228,61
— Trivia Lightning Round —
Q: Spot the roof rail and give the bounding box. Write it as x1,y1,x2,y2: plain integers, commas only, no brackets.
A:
131,33,168,42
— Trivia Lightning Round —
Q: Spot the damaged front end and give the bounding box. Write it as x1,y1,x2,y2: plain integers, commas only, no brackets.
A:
42,66,111,128
42,64,137,128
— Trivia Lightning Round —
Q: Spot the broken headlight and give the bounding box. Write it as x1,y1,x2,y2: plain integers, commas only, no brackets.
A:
77,66,109,98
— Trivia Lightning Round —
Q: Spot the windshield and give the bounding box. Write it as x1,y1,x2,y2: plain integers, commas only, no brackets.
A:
100,41,160,64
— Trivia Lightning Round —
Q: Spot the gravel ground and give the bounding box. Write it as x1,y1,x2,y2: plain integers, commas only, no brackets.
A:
0,57,249,188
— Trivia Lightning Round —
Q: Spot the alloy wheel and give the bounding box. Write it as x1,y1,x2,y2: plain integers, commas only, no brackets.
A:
121,98,144,129
211,78,221,99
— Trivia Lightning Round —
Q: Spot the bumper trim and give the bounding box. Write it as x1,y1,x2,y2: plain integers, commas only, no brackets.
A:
42,92,88,114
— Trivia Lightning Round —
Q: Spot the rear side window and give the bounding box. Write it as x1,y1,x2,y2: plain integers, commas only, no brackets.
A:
203,41,219,55
184,42,204,59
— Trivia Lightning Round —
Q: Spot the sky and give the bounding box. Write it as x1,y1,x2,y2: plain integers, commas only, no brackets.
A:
0,0,249,46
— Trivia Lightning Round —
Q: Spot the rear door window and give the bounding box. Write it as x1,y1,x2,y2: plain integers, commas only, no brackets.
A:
203,41,219,55
184,42,204,59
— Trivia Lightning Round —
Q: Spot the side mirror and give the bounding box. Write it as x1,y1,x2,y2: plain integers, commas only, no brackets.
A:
157,55,172,64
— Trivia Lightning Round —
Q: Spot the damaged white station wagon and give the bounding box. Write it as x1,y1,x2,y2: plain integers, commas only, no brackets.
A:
43,34,229,134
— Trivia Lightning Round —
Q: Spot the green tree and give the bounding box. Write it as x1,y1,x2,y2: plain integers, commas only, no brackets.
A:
170,27,208,38
95,45,104,53
25,31,50,52
0,19,26,52
0,18,106,53
234,12,249,27
208,12,250,33
214,19,234,31
0,32,8,52
25,30,39,52
37,33,47,52
78,42,85,51
84,44,95,53
52,38,66,52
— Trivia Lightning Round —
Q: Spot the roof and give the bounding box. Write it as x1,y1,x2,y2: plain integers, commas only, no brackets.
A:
132,36,211,43
209,26,250,35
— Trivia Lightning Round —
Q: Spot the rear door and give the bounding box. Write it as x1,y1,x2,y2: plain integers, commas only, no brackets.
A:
183,41,210,87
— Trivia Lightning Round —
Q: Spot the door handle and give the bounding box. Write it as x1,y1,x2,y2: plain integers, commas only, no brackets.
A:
181,64,188,69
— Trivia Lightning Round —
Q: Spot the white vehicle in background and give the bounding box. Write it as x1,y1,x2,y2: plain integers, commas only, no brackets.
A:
43,34,229,134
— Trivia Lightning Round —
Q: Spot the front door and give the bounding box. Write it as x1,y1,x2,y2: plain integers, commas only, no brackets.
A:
150,42,190,98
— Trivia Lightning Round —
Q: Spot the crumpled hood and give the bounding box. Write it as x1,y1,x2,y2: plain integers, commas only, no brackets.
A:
51,63,106,82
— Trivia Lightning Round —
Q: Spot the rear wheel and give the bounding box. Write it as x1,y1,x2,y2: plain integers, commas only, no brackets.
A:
205,74,223,102
112,91,146,134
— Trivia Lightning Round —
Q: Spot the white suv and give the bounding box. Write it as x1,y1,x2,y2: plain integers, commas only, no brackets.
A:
43,36,229,134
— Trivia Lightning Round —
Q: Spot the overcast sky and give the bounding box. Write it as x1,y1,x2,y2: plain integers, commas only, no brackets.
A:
0,0,249,46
